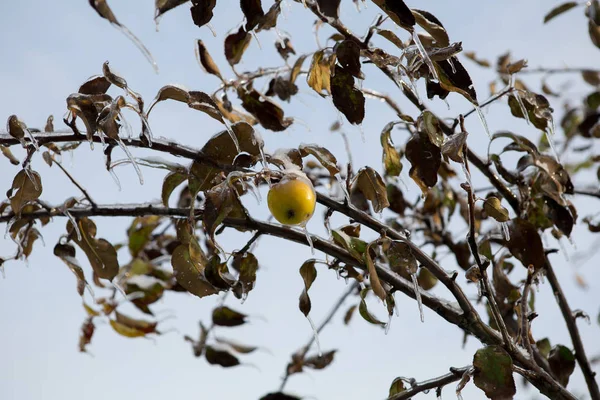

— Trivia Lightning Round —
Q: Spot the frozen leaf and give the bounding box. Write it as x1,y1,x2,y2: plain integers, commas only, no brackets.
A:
171,244,218,297
506,59,528,74
435,57,478,104
418,111,445,148
335,39,363,79
343,304,357,325
331,65,365,124
372,0,415,31
299,260,317,316
405,132,441,195
67,218,119,281
544,2,578,23
109,319,147,338
127,282,165,315
190,0,216,27
507,91,553,131
115,311,158,334
232,251,258,297
7,115,26,141
205,346,241,366
380,123,402,177
548,345,576,387
1,145,20,165
196,40,223,80
79,75,111,95
128,216,162,257
162,171,187,206
214,337,258,354
275,38,296,61
304,350,336,370
387,185,407,215
212,306,247,327
386,240,417,275
377,29,405,49
388,377,406,397
9,170,42,216
483,197,509,223
237,87,293,131
464,51,491,68
307,50,335,96
241,0,264,31
412,9,449,47
225,26,252,66
473,346,516,400
79,318,95,352
205,256,237,289
147,85,224,123
332,229,368,261
265,76,298,101
351,167,389,213
54,243,89,296
358,288,386,326
299,144,340,176
155,0,188,20
417,267,438,290
505,219,545,271
365,242,386,301
256,1,281,31
442,129,468,163
316,0,341,19
203,181,248,239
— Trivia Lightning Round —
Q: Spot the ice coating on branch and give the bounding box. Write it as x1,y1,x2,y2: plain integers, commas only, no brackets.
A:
500,221,510,241
412,31,440,83
116,137,144,185
65,211,82,242
306,315,322,358
334,173,350,203
474,105,492,139
302,226,315,255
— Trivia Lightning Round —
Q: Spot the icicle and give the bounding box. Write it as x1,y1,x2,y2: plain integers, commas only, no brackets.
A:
448,57,456,74
240,291,249,304
500,221,510,241
120,113,133,142
251,30,262,50
302,226,315,255
24,169,40,191
461,163,472,190
545,122,559,161
24,129,40,151
359,123,365,143
411,273,425,322
0,262,4,278
109,167,122,191
66,211,82,241
474,105,492,139
515,93,531,125
384,314,392,334
139,113,154,146
116,137,144,185
222,119,241,153
114,24,159,73
206,23,217,37
412,31,440,82
334,173,350,203
306,315,322,357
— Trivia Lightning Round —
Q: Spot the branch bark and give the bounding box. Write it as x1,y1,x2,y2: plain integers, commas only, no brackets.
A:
388,366,472,400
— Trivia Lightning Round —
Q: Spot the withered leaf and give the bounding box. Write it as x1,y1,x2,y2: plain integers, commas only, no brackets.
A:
67,218,119,281
275,38,296,61
79,75,111,95
241,0,264,31
147,85,224,123
442,129,468,163
9,170,43,216
1,145,20,165
589,19,600,49
358,288,386,326
212,306,247,326
238,87,293,131
232,251,258,297
435,57,478,104
203,181,248,239
54,243,89,296
405,132,441,195
335,39,363,79
162,171,187,206
109,319,148,338
371,0,415,31
190,0,216,27
171,244,218,297
548,345,576,387
351,166,389,213
299,260,317,316
464,51,491,68
483,197,509,223
307,50,335,96
225,26,252,66
473,346,516,400
365,241,386,301
343,304,357,325
7,115,27,140
386,240,417,275
412,9,449,47
196,40,223,80
377,29,405,49
582,70,600,86
205,346,240,367
115,311,158,334
505,219,545,271
316,0,341,19
544,2,578,23
155,0,189,20
507,91,553,131
304,350,336,370
298,143,340,176
256,1,281,31
331,65,365,124
214,336,258,354
380,124,402,177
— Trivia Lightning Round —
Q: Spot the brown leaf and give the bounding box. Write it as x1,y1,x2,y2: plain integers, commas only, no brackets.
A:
203,181,248,239
371,0,415,31
299,260,317,316
464,51,491,68
196,40,223,80
351,167,389,213
377,29,405,49
304,350,336,370
256,1,281,31
483,197,509,222
67,218,119,281
435,57,478,104
544,2,579,23
307,50,335,96
442,130,468,163
225,26,252,66
205,346,240,367
237,87,293,131
316,0,341,19
212,306,247,327
9,170,43,216
412,9,449,47
298,143,340,176
147,85,224,123
405,132,441,195
7,115,27,141
155,0,189,20
241,0,264,31
386,240,417,275
335,39,363,79
331,65,365,124
380,124,402,177
171,244,218,297
1,145,20,165
505,219,545,271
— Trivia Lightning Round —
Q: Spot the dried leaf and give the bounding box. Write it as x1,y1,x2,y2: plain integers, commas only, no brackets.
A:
203,181,248,239
412,9,449,47
238,87,292,131
171,244,218,297
190,0,216,27
196,40,223,80
162,171,187,206
548,345,576,387
7,115,26,141
304,350,336,370
225,26,252,65
380,122,402,177
299,260,317,316
371,0,415,31
464,51,491,68
544,2,579,23
298,143,340,176
351,167,389,213
241,0,264,31
115,311,158,334
386,240,417,275
365,242,386,301
54,243,89,296
442,130,468,163
435,57,478,104
1,145,20,165
212,306,247,327
343,304,357,325
505,219,545,271
335,39,363,79
155,0,188,20
67,218,119,281
483,197,509,223
377,29,405,49
406,132,441,195
358,288,386,326
307,50,334,96
331,65,365,124
316,0,341,19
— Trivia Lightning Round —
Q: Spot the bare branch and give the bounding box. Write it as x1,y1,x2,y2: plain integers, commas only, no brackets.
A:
388,366,472,400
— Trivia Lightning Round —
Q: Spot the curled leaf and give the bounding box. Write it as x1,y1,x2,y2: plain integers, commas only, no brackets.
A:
351,167,389,213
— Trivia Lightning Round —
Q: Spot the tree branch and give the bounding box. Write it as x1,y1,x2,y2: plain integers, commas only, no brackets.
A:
544,256,600,400
388,366,472,400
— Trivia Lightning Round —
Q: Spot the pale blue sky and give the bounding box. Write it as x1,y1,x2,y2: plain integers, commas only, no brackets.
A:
1,1,599,399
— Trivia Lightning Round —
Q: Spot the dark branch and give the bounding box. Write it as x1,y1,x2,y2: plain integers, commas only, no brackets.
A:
388,366,472,400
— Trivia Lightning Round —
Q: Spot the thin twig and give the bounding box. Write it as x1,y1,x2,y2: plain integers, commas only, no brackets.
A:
519,67,600,74
50,155,97,208
388,366,472,400
457,87,514,125
279,281,359,391
520,266,535,359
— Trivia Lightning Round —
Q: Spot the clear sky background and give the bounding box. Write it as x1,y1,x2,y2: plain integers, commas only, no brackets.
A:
1,1,599,399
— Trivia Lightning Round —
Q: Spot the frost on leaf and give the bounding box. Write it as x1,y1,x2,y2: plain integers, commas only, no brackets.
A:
299,144,340,176
196,40,224,81
371,0,415,31
473,345,516,400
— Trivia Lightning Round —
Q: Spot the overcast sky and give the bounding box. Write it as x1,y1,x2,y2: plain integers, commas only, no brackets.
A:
1,1,599,399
